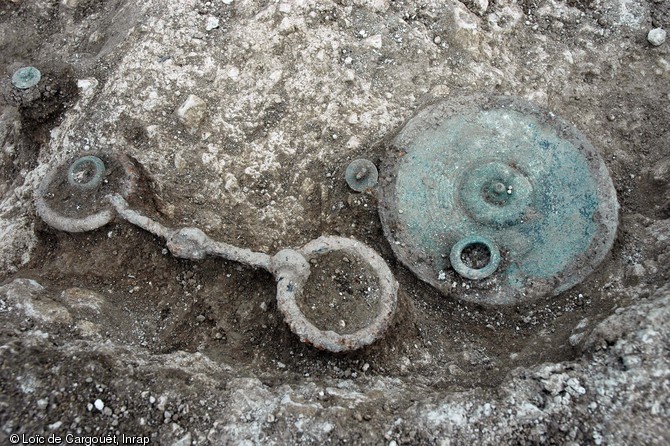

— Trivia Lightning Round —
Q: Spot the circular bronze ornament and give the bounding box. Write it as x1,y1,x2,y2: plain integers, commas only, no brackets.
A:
378,95,619,305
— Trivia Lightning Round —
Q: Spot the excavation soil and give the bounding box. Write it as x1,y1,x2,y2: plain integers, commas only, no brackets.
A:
298,251,381,335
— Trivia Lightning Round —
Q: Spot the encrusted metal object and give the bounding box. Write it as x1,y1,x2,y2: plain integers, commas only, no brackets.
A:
449,235,500,281
12,66,41,89
345,158,378,192
378,95,619,305
35,152,139,232
276,236,397,352
37,154,398,352
67,156,106,189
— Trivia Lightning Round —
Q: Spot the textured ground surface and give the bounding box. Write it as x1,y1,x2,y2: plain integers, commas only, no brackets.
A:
1,0,669,444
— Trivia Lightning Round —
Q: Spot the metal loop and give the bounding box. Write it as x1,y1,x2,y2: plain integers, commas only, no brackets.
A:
450,235,501,280
67,156,106,190
275,236,398,353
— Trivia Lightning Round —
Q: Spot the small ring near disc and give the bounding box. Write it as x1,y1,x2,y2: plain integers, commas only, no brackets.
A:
450,235,501,280
345,159,379,192
67,156,106,190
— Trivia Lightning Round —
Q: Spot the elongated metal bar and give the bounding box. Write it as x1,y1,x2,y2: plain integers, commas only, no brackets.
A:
107,194,173,239
107,194,272,271
206,239,272,271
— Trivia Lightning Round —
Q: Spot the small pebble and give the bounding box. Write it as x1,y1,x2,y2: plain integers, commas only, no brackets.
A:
647,28,666,46
205,17,220,31
94,399,104,411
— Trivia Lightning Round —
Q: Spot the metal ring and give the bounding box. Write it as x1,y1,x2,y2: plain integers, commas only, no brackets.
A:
35,153,139,233
450,235,501,280
274,236,398,353
67,156,106,189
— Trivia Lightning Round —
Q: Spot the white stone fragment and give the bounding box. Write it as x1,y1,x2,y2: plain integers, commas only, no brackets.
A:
472,0,488,16
173,433,192,446
205,16,220,31
278,3,291,13
648,28,667,47
62,288,106,313
1,279,72,325
77,78,98,98
363,34,383,49
94,399,104,411
175,94,207,133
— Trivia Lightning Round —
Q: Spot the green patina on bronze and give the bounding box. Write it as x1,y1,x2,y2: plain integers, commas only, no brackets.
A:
378,95,619,305
11,66,41,89
345,159,379,192
68,156,106,190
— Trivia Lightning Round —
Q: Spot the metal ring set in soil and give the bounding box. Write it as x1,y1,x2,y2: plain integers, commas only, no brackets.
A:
35,152,139,232
378,95,619,305
67,156,106,189
276,236,397,353
450,235,501,280
11,66,41,89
